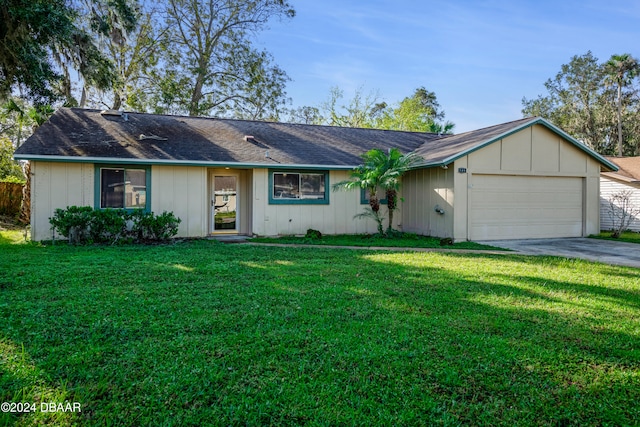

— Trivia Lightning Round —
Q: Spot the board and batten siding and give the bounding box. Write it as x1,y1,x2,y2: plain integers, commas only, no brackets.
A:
151,165,208,238
401,167,455,238
459,124,601,240
251,169,397,236
30,161,94,241
600,177,640,232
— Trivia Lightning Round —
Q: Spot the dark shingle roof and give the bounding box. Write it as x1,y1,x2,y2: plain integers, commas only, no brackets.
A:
14,108,617,171
414,117,536,164
14,108,442,168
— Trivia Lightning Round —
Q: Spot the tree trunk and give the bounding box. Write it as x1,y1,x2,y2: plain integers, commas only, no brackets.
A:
189,72,206,116
112,93,122,110
368,189,383,235
617,82,623,157
80,86,87,108
19,162,31,225
386,189,397,233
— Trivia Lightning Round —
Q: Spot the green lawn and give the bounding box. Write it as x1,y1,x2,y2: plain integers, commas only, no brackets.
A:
592,231,640,244
1,236,639,426
250,233,501,250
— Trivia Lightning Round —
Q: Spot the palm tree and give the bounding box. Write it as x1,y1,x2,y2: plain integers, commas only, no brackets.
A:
605,54,639,156
375,148,422,233
333,154,385,235
333,148,422,235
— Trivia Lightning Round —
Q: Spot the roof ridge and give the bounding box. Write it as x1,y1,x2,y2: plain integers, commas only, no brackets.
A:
65,107,442,136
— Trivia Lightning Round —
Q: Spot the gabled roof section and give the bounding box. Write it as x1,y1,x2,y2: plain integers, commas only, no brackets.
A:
413,116,618,171
602,156,640,183
14,108,441,169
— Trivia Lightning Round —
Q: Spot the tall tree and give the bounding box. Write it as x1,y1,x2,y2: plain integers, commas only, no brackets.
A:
1,98,53,222
313,86,454,133
375,87,455,134
0,137,23,180
287,106,324,125
321,86,386,128
0,0,128,106
522,52,606,150
604,54,640,157
0,0,79,104
83,5,166,110
155,0,295,118
523,52,640,156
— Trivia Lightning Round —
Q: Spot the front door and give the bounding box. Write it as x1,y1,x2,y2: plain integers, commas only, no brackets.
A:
212,175,238,233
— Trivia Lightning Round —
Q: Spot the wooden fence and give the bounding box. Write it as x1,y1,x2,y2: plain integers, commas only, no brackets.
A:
0,182,23,217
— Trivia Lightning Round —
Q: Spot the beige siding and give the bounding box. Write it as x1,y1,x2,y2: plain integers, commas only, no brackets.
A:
459,124,602,240
401,167,454,238
251,169,395,236
452,158,468,241
31,161,94,241
151,166,207,238
600,177,640,232
531,126,560,172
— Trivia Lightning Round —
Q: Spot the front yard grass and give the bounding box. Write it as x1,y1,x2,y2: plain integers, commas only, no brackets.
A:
592,230,640,244
1,235,639,426
250,233,501,250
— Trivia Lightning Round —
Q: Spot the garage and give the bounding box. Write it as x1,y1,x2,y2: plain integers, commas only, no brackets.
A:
468,175,584,240
406,118,616,242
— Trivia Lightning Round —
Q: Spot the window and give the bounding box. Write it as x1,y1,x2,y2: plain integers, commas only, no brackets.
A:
96,166,150,210
269,170,329,204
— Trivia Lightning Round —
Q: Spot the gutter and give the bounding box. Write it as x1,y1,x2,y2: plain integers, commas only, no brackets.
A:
12,154,358,171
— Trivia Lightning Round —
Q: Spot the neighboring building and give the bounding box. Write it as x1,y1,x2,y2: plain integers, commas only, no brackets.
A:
14,108,617,241
600,156,640,232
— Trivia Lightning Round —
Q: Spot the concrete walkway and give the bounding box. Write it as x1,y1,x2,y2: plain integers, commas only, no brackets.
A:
478,238,640,268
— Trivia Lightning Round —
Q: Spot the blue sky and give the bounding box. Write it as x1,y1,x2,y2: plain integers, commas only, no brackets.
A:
259,1,640,132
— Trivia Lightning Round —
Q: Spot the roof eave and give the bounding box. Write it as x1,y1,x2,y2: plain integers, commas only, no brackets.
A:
601,171,640,184
12,154,358,170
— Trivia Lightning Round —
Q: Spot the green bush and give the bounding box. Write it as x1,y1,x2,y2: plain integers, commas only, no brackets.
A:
49,206,94,244
305,228,322,239
49,206,181,245
0,175,26,184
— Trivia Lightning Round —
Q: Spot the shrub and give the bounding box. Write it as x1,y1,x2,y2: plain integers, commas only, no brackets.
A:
133,210,181,242
49,206,181,245
439,237,453,246
49,206,94,244
89,208,130,244
607,190,640,238
305,228,322,239
0,175,26,184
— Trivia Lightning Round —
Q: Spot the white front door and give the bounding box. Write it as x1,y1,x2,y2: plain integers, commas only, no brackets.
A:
212,175,238,233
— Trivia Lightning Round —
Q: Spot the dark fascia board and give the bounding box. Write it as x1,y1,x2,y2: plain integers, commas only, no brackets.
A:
414,117,619,172
12,154,356,171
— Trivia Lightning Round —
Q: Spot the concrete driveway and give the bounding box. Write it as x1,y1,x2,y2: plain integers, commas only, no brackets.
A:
479,238,640,268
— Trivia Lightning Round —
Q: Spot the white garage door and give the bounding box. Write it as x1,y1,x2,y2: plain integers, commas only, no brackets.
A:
469,175,584,240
